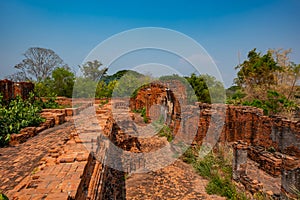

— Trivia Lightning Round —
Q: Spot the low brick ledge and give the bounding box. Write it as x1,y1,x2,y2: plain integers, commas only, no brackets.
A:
9,118,55,146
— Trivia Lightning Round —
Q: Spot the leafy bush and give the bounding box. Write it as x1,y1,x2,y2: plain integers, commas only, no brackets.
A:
0,93,45,147
41,96,62,109
185,73,225,103
206,175,238,198
33,67,75,98
0,193,9,200
34,95,63,109
193,153,216,178
242,90,296,115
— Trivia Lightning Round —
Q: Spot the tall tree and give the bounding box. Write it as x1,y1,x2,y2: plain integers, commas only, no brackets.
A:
6,71,28,82
51,67,75,97
235,48,280,99
113,71,151,98
269,48,300,101
185,73,225,103
34,67,75,98
79,60,108,81
12,47,67,82
232,48,299,116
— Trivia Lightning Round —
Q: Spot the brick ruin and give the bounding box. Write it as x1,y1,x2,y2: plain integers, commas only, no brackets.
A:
130,80,300,199
1,78,300,199
0,79,34,101
131,81,300,157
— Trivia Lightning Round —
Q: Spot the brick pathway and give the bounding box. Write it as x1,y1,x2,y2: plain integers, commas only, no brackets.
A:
2,105,112,200
0,121,74,193
0,102,228,199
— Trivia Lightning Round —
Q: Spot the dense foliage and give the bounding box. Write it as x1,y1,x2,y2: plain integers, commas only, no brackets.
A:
228,48,300,117
73,67,146,98
186,73,225,103
242,90,296,115
35,67,75,98
34,96,63,109
6,46,299,118
0,193,9,200
79,60,107,81
0,93,45,147
113,71,150,98
103,70,142,83
158,73,225,103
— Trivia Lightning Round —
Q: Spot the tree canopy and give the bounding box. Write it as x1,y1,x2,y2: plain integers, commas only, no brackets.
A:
185,73,225,103
79,60,108,81
11,47,67,82
34,67,75,98
229,48,299,116
235,48,280,92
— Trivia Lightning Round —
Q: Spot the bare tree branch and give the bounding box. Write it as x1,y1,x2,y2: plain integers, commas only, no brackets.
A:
13,47,66,82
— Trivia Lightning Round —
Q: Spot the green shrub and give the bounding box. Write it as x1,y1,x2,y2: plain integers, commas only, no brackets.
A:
0,193,9,200
206,175,245,199
242,90,296,116
34,94,63,109
0,93,45,147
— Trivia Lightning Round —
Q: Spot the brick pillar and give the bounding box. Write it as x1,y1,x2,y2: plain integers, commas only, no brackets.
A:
281,156,300,200
0,79,13,102
232,140,248,180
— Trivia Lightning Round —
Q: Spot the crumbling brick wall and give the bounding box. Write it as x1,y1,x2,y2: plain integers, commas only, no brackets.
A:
131,83,300,158
0,79,34,101
198,104,300,158
130,80,183,123
0,79,13,101
13,81,34,99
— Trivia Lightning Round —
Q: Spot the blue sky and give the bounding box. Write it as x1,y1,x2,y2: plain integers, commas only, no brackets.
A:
0,0,300,87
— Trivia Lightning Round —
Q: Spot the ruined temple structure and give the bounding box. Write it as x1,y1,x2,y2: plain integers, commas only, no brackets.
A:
130,80,300,199
129,80,185,121
1,79,300,199
0,79,34,101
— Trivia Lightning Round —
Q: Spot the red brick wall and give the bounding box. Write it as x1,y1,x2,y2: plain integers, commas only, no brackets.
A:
195,104,300,157
131,82,300,158
0,79,13,101
0,79,34,101
130,80,184,123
